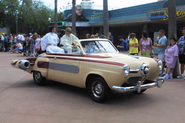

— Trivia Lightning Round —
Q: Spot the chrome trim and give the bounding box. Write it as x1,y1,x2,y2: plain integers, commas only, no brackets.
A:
141,64,150,76
158,60,163,72
130,69,139,73
112,77,164,93
123,65,130,78
18,60,30,70
129,55,139,59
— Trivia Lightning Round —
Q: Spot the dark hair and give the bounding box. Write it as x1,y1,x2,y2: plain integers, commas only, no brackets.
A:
118,36,123,40
130,33,136,38
183,27,185,30
49,27,55,32
159,29,165,34
142,31,148,38
76,5,82,9
170,37,177,42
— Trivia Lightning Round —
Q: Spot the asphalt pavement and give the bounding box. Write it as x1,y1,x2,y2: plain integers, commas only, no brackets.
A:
0,52,185,123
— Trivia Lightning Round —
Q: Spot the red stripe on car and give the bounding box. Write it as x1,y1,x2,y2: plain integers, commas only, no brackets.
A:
41,56,125,67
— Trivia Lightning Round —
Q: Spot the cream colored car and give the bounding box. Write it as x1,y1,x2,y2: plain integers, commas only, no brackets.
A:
11,39,164,103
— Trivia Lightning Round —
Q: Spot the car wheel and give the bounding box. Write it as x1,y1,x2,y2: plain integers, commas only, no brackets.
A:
88,77,111,103
33,71,46,85
133,89,147,94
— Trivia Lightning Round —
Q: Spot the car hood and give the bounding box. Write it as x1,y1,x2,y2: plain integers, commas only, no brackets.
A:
89,53,155,69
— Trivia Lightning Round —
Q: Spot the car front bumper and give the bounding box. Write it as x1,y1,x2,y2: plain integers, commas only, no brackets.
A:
112,77,164,93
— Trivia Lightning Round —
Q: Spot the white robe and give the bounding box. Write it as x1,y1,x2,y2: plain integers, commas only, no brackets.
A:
41,33,64,54
60,34,79,53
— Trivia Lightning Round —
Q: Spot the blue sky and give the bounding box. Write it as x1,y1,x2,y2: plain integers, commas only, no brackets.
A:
40,0,157,11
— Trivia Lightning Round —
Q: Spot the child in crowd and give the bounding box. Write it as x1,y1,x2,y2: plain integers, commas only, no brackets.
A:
14,41,23,53
30,37,35,57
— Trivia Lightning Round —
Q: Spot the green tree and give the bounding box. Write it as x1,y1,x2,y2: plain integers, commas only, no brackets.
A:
0,0,56,35
58,12,64,21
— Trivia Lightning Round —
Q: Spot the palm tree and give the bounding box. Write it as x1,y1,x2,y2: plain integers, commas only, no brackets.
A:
55,0,58,33
103,0,109,38
72,0,76,35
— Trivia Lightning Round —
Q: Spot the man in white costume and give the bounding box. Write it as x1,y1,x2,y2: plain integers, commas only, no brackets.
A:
60,27,80,53
41,27,64,54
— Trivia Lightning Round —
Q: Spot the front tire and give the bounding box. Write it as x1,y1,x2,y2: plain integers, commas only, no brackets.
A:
88,77,111,103
33,71,46,85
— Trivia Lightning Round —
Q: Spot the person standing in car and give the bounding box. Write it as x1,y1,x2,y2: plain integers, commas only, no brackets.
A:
60,27,79,53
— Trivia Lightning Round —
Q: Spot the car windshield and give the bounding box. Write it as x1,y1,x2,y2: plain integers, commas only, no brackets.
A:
81,40,118,54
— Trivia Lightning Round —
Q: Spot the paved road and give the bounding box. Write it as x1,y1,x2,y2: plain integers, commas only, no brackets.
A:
0,52,185,123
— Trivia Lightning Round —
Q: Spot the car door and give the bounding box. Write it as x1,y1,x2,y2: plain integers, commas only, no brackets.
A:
52,54,82,87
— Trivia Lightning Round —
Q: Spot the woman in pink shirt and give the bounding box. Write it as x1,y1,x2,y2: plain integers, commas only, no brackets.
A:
162,38,179,79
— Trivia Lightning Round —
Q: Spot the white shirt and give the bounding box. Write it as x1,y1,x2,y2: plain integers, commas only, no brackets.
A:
1,36,4,41
41,33,59,51
21,35,25,41
29,36,33,40
60,33,79,47
41,33,64,54
17,43,23,49
17,34,21,40
35,38,41,46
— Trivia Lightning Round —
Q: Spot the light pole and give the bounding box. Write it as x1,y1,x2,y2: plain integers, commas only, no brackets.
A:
55,0,58,33
72,0,76,35
103,0,109,38
16,10,18,34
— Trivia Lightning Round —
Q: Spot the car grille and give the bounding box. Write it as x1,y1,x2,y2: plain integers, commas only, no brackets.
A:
126,77,143,85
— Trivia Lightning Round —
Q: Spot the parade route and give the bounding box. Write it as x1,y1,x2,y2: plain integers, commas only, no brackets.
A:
0,52,185,123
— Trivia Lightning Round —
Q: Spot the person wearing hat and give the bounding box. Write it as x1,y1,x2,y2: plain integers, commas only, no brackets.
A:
29,33,33,40
60,27,79,53
162,38,179,79
41,27,64,54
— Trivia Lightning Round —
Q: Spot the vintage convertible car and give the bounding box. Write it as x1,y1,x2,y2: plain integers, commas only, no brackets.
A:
11,39,164,102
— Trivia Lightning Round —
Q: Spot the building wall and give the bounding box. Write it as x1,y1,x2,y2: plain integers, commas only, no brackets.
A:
109,1,163,20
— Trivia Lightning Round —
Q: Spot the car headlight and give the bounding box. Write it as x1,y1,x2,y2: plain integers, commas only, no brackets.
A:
141,64,150,76
123,65,130,78
158,60,163,72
